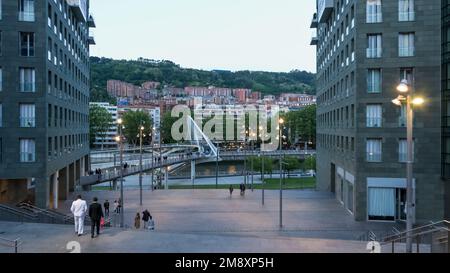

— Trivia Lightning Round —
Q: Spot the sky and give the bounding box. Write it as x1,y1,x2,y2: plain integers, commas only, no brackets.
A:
89,0,316,73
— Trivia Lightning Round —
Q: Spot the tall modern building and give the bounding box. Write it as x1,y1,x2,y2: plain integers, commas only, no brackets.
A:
312,0,444,223
0,0,95,209
442,0,450,219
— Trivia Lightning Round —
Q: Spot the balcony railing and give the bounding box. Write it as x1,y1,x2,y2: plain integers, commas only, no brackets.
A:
399,116,407,127
20,117,36,128
399,47,415,57
399,12,415,22
399,153,408,163
366,13,383,23
367,48,382,58
20,82,35,93
19,12,35,22
367,117,382,128
20,152,35,163
367,152,382,162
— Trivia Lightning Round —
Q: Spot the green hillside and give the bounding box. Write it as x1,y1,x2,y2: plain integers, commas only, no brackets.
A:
90,57,316,102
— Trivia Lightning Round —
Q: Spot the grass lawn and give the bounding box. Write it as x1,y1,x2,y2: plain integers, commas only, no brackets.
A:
170,177,316,190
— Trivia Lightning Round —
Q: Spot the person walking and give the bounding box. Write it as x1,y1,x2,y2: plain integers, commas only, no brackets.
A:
89,197,104,239
134,213,141,229
229,185,234,197
70,195,87,236
142,209,150,229
148,215,155,230
113,200,119,214
104,200,110,217
117,198,122,213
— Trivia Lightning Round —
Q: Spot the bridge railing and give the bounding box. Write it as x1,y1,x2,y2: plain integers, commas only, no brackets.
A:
81,154,206,186
220,150,316,157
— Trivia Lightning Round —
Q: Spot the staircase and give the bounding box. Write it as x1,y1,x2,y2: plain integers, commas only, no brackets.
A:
0,203,98,226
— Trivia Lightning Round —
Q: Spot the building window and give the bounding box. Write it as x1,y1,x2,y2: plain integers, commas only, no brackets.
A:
19,32,35,57
399,104,407,127
18,0,35,22
368,188,396,221
0,103,2,127
19,68,35,92
367,34,382,58
400,67,414,88
399,33,415,57
20,138,35,162
399,0,414,22
0,67,2,92
366,0,382,23
399,139,415,163
366,138,382,162
366,104,382,127
367,69,381,93
48,137,52,159
20,104,35,127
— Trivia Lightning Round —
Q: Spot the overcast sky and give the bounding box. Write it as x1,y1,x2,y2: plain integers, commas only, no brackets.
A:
90,0,316,73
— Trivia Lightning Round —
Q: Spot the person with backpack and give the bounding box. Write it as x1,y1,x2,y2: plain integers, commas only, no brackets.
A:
142,209,150,229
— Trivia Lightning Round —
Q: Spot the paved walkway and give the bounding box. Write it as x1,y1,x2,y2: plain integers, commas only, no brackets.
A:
0,190,402,253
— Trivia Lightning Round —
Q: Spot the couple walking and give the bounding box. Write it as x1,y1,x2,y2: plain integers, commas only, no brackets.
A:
70,195,104,238
134,209,155,230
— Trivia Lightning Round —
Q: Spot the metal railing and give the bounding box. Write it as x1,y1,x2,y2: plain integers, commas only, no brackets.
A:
399,11,415,22
81,154,207,185
16,203,87,225
399,47,415,57
366,48,382,58
0,204,38,223
382,220,450,253
0,237,22,253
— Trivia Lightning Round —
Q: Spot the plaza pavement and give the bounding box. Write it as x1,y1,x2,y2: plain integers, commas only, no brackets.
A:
0,189,402,253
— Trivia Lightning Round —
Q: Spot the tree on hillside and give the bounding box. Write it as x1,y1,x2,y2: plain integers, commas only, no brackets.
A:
89,104,113,149
89,57,316,99
122,111,152,146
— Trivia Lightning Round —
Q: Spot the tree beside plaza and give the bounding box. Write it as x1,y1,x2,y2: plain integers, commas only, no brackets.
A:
248,156,274,176
283,105,317,146
122,110,152,146
304,155,317,172
281,156,301,178
89,104,114,149
161,111,179,144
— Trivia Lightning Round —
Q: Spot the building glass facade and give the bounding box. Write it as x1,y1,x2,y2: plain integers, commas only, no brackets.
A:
312,0,444,223
0,0,95,208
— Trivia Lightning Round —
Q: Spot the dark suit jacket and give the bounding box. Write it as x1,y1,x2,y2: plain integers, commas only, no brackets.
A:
89,202,104,221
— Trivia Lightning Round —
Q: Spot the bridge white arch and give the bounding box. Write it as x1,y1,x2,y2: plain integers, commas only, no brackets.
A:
186,116,218,157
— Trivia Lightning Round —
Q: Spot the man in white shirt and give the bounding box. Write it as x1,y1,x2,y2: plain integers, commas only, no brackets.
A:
70,195,87,236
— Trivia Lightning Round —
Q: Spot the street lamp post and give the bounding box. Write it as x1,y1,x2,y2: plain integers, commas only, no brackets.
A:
392,79,424,253
244,130,248,185
278,118,284,229
251,132,256,192
259,126,265,206
151,127,155,192
215,141,219,189
115,118,125,228
138,124,145,206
